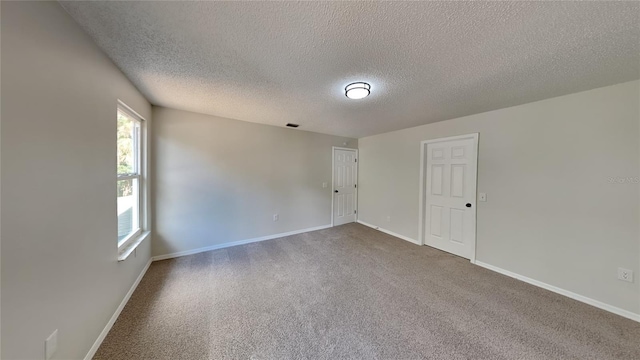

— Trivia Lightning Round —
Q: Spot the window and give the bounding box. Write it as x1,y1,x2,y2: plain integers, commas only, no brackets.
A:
117,104,143,248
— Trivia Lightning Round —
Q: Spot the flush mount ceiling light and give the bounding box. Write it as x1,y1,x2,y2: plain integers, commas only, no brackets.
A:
345,82,370,100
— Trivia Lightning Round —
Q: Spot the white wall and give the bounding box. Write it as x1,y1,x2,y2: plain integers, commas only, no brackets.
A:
1,2,152,359
152,107,356,257
358,81,640,316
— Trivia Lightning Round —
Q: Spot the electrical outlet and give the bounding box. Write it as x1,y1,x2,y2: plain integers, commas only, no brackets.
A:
618,268,633,283
45,329,58,360
479,193,487,202
273,214,279,222
386,216,391,222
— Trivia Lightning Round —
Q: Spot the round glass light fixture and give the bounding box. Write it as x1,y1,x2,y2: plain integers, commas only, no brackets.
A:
345,82,370,99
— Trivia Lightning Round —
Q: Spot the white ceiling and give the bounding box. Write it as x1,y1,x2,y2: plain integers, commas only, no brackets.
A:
60,1,639,138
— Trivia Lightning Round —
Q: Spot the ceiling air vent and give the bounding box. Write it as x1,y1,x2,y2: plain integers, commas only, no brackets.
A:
286,123,300,128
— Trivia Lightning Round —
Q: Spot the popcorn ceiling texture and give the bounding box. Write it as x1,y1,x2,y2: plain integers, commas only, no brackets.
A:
60,1,640,138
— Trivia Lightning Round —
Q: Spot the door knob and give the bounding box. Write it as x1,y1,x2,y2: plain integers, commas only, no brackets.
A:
466,203,472,208
334,190,339,193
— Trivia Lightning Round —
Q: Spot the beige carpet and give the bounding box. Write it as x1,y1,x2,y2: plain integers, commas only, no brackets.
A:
95,223,640,359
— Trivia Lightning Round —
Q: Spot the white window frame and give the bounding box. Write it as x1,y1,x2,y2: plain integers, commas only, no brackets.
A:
117,101,147,252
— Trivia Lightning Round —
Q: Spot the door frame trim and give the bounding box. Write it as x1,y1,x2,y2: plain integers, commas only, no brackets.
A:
418,133,479,263
331,146,358,227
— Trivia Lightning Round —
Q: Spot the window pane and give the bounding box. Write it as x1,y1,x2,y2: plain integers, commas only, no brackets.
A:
117,111,139,175
117,178,139,243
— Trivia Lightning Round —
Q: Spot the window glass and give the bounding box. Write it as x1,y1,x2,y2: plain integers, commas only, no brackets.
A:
117,109,142,246
117,111,137,175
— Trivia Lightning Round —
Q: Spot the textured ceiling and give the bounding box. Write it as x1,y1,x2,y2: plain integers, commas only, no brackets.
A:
60,1,640,138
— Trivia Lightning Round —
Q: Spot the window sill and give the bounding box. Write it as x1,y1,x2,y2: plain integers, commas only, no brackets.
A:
118,231,150,262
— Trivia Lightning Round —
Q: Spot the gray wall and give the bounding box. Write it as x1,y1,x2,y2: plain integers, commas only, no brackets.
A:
358,81,640,315
1,2,152,359
152,107,356,257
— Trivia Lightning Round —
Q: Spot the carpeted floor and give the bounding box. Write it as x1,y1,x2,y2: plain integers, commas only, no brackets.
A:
95,223,640,359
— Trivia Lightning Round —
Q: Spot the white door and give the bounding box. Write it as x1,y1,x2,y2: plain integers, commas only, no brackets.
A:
333,148,357,226
424,135,477,259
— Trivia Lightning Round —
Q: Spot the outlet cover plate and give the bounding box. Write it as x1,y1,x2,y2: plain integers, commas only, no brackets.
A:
618,268,633,283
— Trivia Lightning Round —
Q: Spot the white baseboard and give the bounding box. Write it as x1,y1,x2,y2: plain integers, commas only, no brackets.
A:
83,228,637,360
84,258,152,360
356,220,421,245
475,261,640,323
151,224,333,261
83,224,331,359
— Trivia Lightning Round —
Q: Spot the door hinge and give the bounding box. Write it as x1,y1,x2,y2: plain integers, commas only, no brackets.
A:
354,184,357,188
354,210,357,214
355,158,357,162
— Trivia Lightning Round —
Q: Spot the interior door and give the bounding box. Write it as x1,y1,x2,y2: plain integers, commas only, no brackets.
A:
333,149,357,226
424,136,477,259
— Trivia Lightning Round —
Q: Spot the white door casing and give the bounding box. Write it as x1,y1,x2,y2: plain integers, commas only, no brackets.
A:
332,147,358,226
420,134,478,261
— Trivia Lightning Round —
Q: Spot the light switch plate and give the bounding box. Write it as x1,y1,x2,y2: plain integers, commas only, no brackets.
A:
322,182,327,188
479,193,487,202
45,329,58,360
